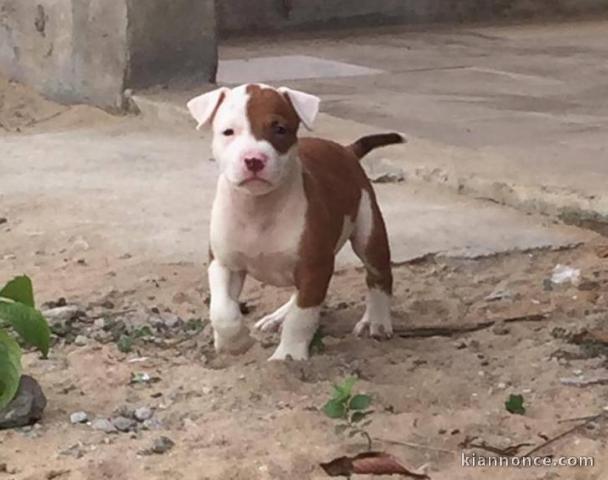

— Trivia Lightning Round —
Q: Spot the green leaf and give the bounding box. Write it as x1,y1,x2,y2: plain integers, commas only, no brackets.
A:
350,410,374,423
349,394,372,411
323,399,347,419
132,326,153,338
0,302,50,357
0,276,35,307
505,394,526,415
0,330,22,410
117,335,133,353
334,424,349,435
333,376,357,401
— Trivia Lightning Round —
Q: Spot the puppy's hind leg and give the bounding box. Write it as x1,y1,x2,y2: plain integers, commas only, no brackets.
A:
350,189,393,339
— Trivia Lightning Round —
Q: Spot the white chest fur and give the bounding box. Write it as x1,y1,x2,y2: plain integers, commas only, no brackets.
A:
210,173,307,287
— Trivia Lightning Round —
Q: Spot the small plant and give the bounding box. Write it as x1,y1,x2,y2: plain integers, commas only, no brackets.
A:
0,275,50,409
505,393,526,415
323,377,374,450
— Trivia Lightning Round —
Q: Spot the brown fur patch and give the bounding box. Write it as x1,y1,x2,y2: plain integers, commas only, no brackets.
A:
246,85,300,154
294,138,392,307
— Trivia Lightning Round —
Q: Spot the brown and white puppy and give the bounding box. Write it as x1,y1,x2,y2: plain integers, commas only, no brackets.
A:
187,84,403,360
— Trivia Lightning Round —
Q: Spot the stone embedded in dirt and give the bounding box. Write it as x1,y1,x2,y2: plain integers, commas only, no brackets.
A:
0,217,7,225
362,157,405,184
144,436,175,455
91,418,117,433
142,418,162,430
74,335,89,346
69,411,89,424
114,405,136,419
484,288,513,302
492,322,510,336
0,375,47,430
59,444,86,459
134,406,153,422
44,305,85,337
111,416,137,432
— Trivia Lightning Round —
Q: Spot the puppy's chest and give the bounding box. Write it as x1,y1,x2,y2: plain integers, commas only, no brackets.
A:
210,193,307,287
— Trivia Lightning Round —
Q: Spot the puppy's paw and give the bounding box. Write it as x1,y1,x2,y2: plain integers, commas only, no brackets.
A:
255,314,285,332
268,341,309,361
353,315,393,340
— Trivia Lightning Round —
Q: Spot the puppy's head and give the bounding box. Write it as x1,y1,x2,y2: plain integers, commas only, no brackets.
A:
187,84,320,195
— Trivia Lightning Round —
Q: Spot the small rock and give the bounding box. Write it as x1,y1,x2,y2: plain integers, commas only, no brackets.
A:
485,289,513,302
492,322,510,336
111,416,136,432
142,418,162,430
59,443,86,459
150,436,175,454
93,318,106,329
74,335,89,346
0,375,47,429
113,405,136,419
363,157,405,183
134,407,153,422
0,217,7,225
162,314,182,329
69,411,88,424
91,418,117,433
100,300,115,309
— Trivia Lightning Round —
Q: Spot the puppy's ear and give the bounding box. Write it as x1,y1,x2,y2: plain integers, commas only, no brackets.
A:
278,87,320,131
187,88,229,130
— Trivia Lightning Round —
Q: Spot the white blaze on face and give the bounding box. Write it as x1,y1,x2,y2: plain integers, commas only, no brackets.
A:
211,85,292,195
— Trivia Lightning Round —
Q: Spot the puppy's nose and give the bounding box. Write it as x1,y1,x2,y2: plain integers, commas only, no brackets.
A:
244,157,265,173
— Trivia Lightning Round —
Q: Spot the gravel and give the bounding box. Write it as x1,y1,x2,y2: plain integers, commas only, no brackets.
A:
69,411,89,424
134,407,153,422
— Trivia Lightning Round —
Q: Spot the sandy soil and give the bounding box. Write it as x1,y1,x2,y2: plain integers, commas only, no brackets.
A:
1,77,607,480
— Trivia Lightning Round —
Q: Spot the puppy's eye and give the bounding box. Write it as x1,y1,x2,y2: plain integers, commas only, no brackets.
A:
272,124,287,135
222,128,234,136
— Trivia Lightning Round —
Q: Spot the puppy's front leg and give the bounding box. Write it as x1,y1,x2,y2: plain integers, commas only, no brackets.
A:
208,260,252,354
269,261,333,361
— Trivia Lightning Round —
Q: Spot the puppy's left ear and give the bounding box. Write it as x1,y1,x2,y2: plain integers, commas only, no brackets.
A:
187,87,229,130
278,87,320,131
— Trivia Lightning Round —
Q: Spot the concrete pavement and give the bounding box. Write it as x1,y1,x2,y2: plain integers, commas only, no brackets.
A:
213,19,608,227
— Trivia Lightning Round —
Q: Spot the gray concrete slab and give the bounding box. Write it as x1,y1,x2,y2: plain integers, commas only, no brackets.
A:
218,19,608,225
217,55,383,84
0,117,592,274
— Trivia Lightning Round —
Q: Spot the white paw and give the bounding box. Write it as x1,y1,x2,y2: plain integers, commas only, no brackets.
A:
268,341,310,361
254,311,286,332
254,296,295,332
353,314,393,339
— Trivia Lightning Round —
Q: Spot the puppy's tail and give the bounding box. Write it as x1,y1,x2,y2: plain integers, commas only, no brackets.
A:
348,133,406,159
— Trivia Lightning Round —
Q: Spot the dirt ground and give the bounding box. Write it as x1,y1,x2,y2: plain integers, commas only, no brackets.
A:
2,79,608,480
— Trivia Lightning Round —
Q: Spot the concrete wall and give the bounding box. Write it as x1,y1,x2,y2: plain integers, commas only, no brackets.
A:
0,0,217,108
125,0,217,89
218,0,608,35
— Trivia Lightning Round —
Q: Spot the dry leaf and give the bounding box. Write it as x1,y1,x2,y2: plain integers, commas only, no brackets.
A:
321,452,429,478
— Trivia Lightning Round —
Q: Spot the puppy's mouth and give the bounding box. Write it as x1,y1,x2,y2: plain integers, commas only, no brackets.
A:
238,177,273,186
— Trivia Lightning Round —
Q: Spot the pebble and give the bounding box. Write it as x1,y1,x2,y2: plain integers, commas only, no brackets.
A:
142,418,163,430
0,376,47,429
151,436,175,454
91,418,117,433
134,407,153,422
93,318,106,329
74,335,88,346
69,411,89,424
111,416,136,432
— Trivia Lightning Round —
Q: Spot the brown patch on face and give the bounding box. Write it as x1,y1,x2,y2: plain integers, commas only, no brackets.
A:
246,85,300,154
